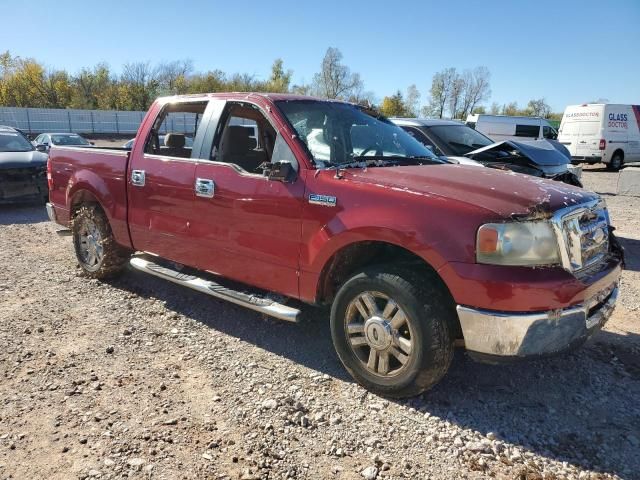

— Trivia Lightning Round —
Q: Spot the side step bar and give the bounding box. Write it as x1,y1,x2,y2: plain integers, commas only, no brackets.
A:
129,256,301,323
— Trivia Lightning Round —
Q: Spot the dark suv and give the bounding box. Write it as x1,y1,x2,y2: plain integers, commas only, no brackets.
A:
0,126,49,203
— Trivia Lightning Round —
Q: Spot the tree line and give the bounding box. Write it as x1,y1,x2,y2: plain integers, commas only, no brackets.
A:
1,48,557,119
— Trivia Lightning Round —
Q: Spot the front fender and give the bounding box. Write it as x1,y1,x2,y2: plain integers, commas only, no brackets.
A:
305,222,449,276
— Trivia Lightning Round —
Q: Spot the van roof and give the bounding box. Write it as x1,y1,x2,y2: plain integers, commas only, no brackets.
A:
468,114,545,120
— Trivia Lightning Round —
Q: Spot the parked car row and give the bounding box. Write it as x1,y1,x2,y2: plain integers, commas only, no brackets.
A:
31,132,94,152
44,93,623,398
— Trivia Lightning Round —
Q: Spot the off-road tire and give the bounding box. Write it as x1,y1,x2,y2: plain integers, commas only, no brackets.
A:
607,153,623,171
330,265,455,398
72,204,129,279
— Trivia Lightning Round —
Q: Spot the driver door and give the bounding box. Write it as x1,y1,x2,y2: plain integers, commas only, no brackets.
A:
189,101,306,298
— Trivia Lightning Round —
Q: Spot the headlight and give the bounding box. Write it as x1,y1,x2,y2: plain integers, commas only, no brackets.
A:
477,221,560,266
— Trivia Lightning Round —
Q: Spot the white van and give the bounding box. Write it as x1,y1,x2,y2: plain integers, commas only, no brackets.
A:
465,114,558,142
558,104,640,170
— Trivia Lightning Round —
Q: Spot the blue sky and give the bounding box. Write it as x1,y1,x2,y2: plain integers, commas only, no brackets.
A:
1,0,638,112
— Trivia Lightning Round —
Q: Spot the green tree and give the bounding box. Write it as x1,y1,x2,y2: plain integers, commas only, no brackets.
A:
380,91,408,117
266,58,292,93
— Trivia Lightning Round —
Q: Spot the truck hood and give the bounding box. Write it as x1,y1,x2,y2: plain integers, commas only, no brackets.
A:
0,150,48,169
344,164,597,218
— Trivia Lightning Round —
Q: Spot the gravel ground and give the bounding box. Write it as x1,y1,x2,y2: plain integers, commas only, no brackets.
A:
1,166,638,480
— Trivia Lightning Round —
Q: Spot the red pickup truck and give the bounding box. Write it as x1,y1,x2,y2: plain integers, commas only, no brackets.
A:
46,93,623,397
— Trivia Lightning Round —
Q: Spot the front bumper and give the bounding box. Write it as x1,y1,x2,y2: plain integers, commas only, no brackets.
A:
0,167,48,203
456,282,618,359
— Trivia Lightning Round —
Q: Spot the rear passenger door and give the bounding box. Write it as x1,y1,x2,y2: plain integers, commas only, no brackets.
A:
127,100,212,267
189,100,306,298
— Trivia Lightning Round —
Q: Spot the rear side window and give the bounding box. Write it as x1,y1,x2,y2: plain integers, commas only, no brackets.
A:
145,101,208,159
466,122,477,130
515,124,540,137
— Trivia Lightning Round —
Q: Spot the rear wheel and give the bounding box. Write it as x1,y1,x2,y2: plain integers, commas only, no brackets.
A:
330,265,455,398
607,152,623,171
72,205,129,278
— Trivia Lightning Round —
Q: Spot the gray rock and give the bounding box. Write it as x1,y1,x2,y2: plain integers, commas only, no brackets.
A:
361,466,379,479
262,399,278,409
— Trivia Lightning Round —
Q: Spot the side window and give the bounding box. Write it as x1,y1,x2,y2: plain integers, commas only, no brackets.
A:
401,126,438,153
543,126,557,139
515,124,541,137
211,103,280,174
144,101,208,158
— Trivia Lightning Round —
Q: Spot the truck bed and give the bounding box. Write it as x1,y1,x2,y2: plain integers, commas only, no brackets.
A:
48,145,132,248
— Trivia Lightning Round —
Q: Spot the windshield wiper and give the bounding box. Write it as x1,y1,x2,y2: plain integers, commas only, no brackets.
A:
349,155,442,165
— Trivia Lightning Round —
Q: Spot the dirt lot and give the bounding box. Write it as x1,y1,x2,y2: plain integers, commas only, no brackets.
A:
1,166,639,480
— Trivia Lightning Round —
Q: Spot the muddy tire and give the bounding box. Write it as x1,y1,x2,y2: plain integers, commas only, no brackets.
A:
330,265,455,398
72,204,129,279
607,152,623,171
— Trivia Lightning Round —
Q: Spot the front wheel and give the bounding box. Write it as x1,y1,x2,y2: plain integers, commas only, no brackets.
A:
72,204,129,279
330,266,455,398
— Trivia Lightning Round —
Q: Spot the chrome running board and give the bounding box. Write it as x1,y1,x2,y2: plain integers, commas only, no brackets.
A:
129,256,300,323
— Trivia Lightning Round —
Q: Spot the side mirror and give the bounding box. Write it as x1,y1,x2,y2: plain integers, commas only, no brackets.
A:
36,144,48,152
90,141,95,146
267,161,296,183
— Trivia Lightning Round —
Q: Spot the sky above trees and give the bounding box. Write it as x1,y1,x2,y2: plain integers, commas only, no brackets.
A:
1,0,637,112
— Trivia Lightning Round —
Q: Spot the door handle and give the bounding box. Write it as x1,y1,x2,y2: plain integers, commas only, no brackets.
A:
131,170,145,187
195,178,215,198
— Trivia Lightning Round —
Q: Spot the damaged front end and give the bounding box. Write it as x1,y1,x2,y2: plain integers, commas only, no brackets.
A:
466,139,583,187
0,165,48,203
457,197,623,361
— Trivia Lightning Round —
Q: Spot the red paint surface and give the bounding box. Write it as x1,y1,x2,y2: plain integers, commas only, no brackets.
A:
48,93,622,312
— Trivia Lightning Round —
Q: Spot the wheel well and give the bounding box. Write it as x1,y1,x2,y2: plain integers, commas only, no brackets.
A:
612,149,624,160
70,190,103,217
317,241,437,299
317,241,462,338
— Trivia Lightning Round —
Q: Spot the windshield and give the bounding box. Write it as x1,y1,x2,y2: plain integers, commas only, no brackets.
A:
0,131,34,152
51,134,90,146
428,125,493,155
275,100,441,167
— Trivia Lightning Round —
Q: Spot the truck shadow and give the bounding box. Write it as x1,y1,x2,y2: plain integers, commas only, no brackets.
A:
109,270,639,479
0,203,48,225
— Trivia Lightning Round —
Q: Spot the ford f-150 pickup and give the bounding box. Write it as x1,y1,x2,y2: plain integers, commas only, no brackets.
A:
46,93,623,398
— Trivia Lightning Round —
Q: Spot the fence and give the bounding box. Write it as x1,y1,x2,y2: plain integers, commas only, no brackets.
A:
0,107,196,136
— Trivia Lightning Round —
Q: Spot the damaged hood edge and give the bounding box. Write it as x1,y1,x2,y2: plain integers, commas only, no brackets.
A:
465,139,571,167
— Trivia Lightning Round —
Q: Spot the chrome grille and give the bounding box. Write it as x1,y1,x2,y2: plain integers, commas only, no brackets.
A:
552,199,610,274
